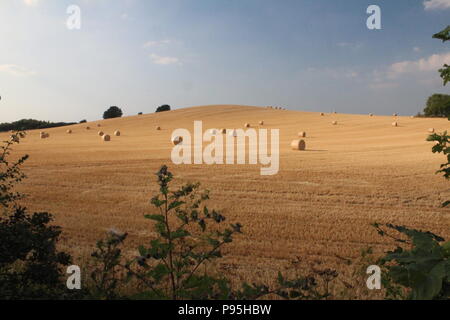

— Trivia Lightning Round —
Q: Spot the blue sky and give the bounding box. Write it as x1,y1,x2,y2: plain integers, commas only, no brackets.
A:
1,0,449,122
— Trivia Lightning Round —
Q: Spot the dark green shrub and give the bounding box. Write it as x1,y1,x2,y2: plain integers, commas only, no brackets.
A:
155,105,170,113
373,223,449,300
103,106,123,119
0,207,72,299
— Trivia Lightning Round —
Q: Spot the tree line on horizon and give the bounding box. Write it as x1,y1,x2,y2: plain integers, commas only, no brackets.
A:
0,105,171,132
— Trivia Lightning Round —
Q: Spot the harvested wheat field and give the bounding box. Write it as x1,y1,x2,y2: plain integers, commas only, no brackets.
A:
3,105,449,295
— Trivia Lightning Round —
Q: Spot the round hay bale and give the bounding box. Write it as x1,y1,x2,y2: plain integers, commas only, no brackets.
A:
259,121,264,125
410,116,415,119
97,124,101,127
244,123,251,128
221,128,227,134
298,131,306,138
228,129,238,137
369,113,374,117
156,126,161,131
40,132,49,139
393,113,398,117
428,128,435,133
102,134,111,142
320,112,325,116
291,139,306,151
392,122,398,127
98,131,104,137
114,130,121,136
172,136,183,146
66,129,72,134
86,126,90,130
332,121,338,125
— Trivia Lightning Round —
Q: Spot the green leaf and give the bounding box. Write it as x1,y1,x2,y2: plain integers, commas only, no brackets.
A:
138,245,148,257
410,261,446,300
170,229,190,239
144,214,165,223
198,219,206,232
433,26,450,42
150,263,170,282
168,201,184,211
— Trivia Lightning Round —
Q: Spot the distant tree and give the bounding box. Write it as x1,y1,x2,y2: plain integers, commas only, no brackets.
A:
103,106,123,119
79,119,87,123
423,94,450,117
155,105,171,113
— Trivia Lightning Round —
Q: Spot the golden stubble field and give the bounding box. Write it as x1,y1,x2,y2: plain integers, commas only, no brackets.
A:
3,105,450,296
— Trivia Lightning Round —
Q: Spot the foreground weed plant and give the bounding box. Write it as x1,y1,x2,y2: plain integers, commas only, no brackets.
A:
91,165,337,300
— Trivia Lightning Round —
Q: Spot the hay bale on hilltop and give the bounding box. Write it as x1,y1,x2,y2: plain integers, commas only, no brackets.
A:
114,130,121,136
298,131,306,138
428,128,435,133
393,113,398,117
291,140,306,151
103,134,111,142
221,128,227,134
66,129,72,134
40,132,49,139
259,121,264,125
244,123,251,128
156,126,161,131
98,131,104,137
97,124,101,127
332,121,338,125
320,112,325,116
392,122,398,127
86,126,91,130
369,113,374,117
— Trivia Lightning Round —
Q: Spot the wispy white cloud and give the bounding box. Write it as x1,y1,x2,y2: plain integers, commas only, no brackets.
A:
23,0,40,6
143,40,172,48
149,54,180,65
387,52,450,78
368,52,449,89
424,0,450,10
0,64,36,77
